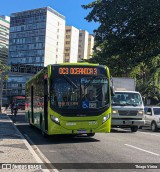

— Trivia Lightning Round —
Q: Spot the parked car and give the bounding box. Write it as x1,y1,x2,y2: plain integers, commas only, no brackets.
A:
142,106,160,132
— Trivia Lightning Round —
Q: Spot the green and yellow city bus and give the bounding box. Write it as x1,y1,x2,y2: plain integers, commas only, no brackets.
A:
25,63,112,136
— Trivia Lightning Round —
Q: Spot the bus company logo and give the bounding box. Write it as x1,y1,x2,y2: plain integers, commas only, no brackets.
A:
66,122,76,126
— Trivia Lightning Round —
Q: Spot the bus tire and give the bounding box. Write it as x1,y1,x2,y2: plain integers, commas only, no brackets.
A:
28,112,33,128
40,114,48,137
87,133,95,137
131,126,138,132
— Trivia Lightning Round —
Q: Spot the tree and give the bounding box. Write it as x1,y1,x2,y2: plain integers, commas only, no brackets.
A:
130,56,160,104
0,60,10,113
82,0,160,76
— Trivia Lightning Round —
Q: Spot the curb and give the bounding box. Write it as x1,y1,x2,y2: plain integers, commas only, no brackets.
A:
5,114,50,172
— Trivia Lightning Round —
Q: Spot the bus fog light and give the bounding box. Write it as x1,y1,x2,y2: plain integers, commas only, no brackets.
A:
103,115,110,123
50,115,60,125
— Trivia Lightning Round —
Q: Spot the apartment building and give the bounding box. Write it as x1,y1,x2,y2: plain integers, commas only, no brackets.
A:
0,16,10,65
8,6,65,66
87,34,94,59
78,30,89,61
64,26,79,63
5,7,65,101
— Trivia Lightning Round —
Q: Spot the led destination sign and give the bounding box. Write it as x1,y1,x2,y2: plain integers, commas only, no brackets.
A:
58,67,98,75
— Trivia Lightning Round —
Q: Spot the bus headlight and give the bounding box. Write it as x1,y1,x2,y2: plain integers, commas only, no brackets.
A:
103,114,110,123
50,115,60,125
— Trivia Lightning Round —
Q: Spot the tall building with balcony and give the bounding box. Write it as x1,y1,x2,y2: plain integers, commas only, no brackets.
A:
64,26,79,63
87,34,94,59
4,7,66,103
78,30,89,61
0,16,10,65
8,7,65,66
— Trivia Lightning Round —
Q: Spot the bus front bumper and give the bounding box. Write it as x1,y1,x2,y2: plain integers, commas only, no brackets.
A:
48,118,111,135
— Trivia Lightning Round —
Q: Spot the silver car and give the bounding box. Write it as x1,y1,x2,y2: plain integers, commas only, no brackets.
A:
143,106,160,132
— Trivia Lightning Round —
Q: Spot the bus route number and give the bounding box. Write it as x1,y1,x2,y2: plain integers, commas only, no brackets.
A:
58,67,97,75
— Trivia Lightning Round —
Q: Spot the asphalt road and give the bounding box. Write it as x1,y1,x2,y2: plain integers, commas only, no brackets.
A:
7,111,160,172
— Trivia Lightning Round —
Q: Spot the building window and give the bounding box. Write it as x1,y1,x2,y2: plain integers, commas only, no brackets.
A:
65,48,70,52
65,53,69,57
66,35,70,39
65,59,69,62
66,29,71,33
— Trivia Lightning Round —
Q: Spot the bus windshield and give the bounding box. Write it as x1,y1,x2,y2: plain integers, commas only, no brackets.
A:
50,76,109,110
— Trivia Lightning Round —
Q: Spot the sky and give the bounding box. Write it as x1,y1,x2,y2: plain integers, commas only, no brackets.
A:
0,0,99,34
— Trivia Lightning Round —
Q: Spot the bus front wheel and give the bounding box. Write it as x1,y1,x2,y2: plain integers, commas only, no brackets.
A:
87,133,95,137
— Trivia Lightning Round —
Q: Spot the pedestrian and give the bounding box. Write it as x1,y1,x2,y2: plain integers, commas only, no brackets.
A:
13,103,18,117
10,102,14,115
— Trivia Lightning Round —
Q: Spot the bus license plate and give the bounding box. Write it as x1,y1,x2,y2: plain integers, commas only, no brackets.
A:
77,130,87,134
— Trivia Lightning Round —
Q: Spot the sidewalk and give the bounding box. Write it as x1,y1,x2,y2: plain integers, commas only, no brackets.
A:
0,113,47,172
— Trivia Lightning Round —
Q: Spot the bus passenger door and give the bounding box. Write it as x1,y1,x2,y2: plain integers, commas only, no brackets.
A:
31,86,34,124
44,79,48,131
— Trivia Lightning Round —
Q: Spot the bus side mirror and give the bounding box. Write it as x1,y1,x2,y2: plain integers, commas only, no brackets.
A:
110,86,115,97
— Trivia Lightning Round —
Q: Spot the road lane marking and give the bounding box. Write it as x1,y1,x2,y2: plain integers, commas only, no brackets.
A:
125,144,160,156
24,134,59,172
138,131,160,137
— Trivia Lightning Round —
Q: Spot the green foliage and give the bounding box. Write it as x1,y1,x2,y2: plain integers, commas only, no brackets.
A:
83,0,160,103
82,0,160,71
0,60,10,74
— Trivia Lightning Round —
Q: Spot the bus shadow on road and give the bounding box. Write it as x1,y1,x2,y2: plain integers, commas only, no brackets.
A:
18,124,101,145
46,135,100,144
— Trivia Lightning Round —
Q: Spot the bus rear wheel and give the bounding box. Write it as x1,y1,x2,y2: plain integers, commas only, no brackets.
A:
28,112,33,128
87,133,95,137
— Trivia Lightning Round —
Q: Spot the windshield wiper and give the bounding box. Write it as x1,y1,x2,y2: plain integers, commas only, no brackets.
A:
63,75,78,89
